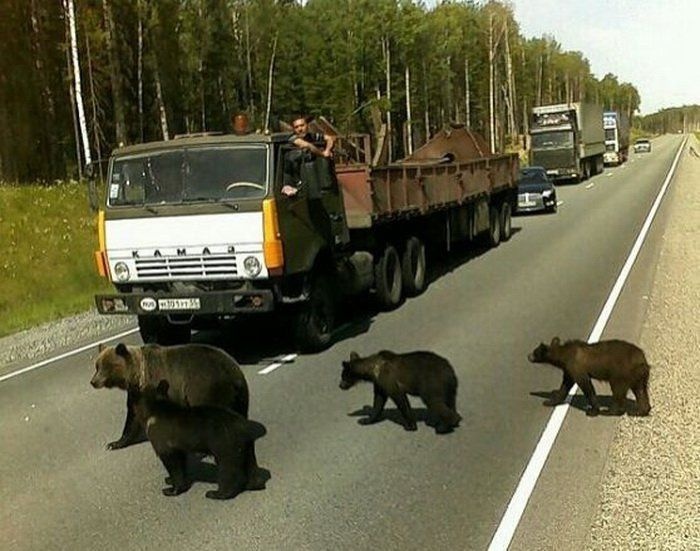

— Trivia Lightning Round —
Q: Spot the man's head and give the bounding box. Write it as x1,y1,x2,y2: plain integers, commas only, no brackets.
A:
292,116,309,137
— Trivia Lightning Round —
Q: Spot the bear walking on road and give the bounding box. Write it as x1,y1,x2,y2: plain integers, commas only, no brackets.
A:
528,337,651,416
134,380,267,500
339,350,461,433
90,342,249,450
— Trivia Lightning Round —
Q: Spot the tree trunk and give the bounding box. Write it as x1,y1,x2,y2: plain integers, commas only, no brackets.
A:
137,0,144,142
488,14,496,154
85,23,104,179
154,60,170,140
464,57,471,130
382,36,392,162
102,0,127,146
66,0,91,168
405,65,413,155
264,35,278,134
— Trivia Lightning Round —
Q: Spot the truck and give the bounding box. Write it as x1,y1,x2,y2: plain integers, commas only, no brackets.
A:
602,111,630,166
90,122,518,351
529,102,605,182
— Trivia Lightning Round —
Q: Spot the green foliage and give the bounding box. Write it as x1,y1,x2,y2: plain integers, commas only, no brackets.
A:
1,0,644,183
0,181,113,337
639,105,700,134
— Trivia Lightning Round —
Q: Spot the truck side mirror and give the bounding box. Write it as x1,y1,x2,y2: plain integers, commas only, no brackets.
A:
85,162,99,212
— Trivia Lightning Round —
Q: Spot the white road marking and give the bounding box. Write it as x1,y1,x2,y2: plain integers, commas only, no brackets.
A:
556,200,564,206
585,182,595,189
487,137,687,551
0,326,140,383
258,353,298,375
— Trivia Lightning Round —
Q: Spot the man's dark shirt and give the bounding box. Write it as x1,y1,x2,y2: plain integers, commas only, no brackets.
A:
283,132,325,187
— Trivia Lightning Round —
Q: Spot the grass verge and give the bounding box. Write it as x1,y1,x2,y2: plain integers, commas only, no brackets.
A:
0,181,113,338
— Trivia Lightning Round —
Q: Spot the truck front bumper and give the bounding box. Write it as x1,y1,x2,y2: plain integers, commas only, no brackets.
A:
95,289,274,316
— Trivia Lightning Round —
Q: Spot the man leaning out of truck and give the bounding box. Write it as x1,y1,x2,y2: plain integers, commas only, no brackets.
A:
281,115,335,197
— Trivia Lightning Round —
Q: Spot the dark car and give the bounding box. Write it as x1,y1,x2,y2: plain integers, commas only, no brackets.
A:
516,166,558,213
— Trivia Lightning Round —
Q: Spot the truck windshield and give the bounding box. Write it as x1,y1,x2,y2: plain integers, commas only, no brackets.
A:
531,131,574,150
107,145,268,206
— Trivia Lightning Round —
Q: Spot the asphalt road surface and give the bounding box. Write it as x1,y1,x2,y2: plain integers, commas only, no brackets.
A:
0,135,684,550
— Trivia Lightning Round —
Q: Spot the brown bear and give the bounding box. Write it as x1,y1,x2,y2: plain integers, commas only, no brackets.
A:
133,380,267,500
528,337,651,416
90,342,249,450
340,350,461,433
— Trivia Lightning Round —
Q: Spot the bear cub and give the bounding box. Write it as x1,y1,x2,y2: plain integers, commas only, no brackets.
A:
340,350,461,433
528,337,651,416
134,380,267,500
91,342,249,450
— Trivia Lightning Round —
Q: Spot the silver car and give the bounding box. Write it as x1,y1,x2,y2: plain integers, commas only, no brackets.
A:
633,138,651,153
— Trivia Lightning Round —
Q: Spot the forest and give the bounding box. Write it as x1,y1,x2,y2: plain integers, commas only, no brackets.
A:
0,0,645,183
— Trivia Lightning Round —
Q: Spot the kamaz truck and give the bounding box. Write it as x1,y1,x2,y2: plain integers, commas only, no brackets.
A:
603,111,630,166
90,123,518,351
529,102,605,182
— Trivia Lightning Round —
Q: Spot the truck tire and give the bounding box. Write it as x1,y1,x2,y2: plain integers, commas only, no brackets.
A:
499,203,512,242
293,272,335,352
374,245,403,309
401,236,427,297
488,206,501,248
138,315,191,345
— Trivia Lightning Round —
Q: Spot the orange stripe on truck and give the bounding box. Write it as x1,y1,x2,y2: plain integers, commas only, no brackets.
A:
94,210,110,279
262,198,284,275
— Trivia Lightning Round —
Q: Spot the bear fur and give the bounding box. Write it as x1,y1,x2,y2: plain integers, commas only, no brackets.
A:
91,342,249,449
339,350,461,433
133,380,267,500
528,337,651,416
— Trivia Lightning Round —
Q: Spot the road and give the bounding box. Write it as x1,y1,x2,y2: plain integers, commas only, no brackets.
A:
0,135,684,550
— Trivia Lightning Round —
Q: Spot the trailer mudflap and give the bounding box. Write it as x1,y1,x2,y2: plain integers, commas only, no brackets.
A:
95,289,274,315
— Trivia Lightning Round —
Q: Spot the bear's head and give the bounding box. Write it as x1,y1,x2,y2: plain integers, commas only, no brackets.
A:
527,337,561,364
90,342,136,390
339,351,363,390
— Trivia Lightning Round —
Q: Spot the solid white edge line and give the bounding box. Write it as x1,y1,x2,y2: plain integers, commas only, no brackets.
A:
487,137,687,551
0,326,140,383
585,182,595,189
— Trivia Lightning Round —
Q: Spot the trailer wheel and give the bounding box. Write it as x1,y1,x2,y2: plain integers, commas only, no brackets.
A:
401,237,427,297
374,245,403,309
499,203,512,242
138,315,191,345
293,271,335,352
488,206,501,247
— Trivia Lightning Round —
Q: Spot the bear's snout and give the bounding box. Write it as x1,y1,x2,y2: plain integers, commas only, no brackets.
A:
339,380,352,390
90,374,105,388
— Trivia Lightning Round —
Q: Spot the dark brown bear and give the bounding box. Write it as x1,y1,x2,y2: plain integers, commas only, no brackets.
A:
90,342,249,449
339,350,461,433
133,380,267,500
528,337,651,416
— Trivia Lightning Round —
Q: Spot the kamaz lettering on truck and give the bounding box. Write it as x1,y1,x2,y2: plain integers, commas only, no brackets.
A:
92,123,518,351
529,102,605,182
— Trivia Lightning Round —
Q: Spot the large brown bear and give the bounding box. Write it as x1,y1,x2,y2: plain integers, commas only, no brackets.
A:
90,342,249,449
133,380,267,500
340,350,461,433
528,337,651,416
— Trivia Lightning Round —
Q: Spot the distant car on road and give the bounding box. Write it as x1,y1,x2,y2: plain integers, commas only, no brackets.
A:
515,166,558,214
633,138,652,153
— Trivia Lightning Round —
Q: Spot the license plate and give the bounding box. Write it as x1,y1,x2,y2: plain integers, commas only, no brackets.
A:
519,200,536,207
157,298,201,311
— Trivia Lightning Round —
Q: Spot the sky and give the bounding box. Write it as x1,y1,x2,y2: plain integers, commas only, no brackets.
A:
509,0,700,115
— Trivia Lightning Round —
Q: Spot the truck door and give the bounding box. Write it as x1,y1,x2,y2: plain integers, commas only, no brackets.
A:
276,146,350,274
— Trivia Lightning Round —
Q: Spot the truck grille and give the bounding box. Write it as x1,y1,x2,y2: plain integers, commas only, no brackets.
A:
135,254,238,279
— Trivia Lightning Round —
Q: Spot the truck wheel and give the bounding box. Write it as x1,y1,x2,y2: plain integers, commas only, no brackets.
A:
374,245,403,309
294,272,335,352
138,315,191,345
488,206,501,247
499,203,512,242
401,237,427,297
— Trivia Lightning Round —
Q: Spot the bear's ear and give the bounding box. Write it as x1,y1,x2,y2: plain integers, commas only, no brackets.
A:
341,360,349,369
156,379,169,396
115,343,130,358
350,351,360,361
551,337,560,347
98,342,106,353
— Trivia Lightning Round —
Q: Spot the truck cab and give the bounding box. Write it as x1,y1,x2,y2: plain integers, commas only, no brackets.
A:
93,131,349,347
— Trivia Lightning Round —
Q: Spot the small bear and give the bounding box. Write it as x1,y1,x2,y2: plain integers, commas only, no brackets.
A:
133,380,267,500
90,342,249,450
528,337,651,416
339,350,461,433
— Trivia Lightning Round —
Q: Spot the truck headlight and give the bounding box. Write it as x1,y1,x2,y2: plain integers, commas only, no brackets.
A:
114,262,130,282
541,189,553,198
243,256,262,277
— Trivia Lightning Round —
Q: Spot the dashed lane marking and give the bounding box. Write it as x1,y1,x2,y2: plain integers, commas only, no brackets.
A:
258,353,298,375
